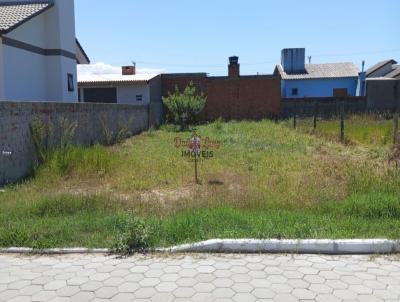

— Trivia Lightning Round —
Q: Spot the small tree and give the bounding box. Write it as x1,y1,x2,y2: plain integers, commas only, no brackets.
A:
162,82,206,131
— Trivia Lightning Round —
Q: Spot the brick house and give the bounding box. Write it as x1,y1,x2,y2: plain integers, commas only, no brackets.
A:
161,57,281,120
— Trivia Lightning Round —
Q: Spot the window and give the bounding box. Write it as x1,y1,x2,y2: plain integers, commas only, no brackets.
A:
136,94,143,102
83,88,117,103
67,74,74,92
291,88,298,96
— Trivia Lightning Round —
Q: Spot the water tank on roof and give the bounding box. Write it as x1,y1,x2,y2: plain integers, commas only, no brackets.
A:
229,56,239,65
281,48,305,74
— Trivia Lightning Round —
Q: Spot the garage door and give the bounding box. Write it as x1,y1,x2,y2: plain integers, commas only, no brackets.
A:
83,88,117,103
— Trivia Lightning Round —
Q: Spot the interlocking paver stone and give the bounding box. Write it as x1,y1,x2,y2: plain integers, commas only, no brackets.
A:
31,290,57,302
334,289,359,300
252,288,275,299
95,286,118,299
44,281,66,291
293,288,317,300
56,286,80,297
110,293,135,302
193,282,215,293
118,282,140,293
1,253,399,301
232,293,257,302
134,287,156,299
274,293,298,302
70,291,94,302
155,282,178,292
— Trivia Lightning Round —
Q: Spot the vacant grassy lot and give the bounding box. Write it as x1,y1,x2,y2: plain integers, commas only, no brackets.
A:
1,119,400,248
282,114,394,146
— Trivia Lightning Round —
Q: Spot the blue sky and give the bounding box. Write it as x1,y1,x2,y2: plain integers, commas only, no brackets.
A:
75,0,400,76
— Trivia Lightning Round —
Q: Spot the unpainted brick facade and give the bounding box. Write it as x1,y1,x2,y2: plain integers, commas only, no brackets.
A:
161,73,281,121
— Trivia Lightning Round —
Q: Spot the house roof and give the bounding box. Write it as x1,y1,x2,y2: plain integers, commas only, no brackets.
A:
0,1,90,64
275,63,359,80
0,1,54,35
384,68,400,79
365,59,397,76
78,73,160,86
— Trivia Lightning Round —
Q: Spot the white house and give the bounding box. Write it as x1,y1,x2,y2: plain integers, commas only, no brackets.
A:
78,65,161,105
0,0,89,102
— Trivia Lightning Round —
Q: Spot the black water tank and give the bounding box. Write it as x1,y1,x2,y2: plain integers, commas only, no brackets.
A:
229,56,239,64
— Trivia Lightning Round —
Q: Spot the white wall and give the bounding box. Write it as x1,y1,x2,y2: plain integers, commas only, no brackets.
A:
117,85,150,105
44,0,77,102
1,0,78,102
3,46,47,101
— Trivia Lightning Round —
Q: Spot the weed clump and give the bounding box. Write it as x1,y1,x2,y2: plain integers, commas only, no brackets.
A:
111,211,154,254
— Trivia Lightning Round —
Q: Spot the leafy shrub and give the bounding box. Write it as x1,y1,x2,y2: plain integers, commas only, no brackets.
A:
112,211,153,254
162,82,206,131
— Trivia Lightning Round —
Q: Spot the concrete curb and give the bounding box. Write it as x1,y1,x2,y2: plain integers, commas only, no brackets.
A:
0,248,109,254
1,239,400,255
157,239,400,254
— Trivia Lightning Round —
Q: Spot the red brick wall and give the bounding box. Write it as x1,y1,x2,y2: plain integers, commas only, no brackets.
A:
161,74,280,121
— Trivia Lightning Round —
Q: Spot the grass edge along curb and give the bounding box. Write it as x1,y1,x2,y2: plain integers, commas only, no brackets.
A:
1,239,400,255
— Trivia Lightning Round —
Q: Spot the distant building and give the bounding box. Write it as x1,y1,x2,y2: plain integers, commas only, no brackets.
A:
78,65,161,105
0,0,89,102
161,56,281,120
359,59,400,109
274,48,359,98
359,59,399,97
366,59,398,78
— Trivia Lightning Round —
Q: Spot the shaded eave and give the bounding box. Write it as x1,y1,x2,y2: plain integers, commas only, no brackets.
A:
79,81,149,86
281,75,359,81
78,80,155,87
0,1,54,36
76,38,90,64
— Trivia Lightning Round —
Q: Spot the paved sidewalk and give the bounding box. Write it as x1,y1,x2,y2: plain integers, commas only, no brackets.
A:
0,253,399,302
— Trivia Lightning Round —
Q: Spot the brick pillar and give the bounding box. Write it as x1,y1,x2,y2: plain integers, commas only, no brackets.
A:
228,56,240,78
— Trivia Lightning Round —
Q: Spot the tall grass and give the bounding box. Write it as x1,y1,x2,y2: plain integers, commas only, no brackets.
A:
283,114,394,146
35,145,116,180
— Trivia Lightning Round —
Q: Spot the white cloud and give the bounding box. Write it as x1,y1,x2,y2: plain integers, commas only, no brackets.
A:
77,62,164,77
